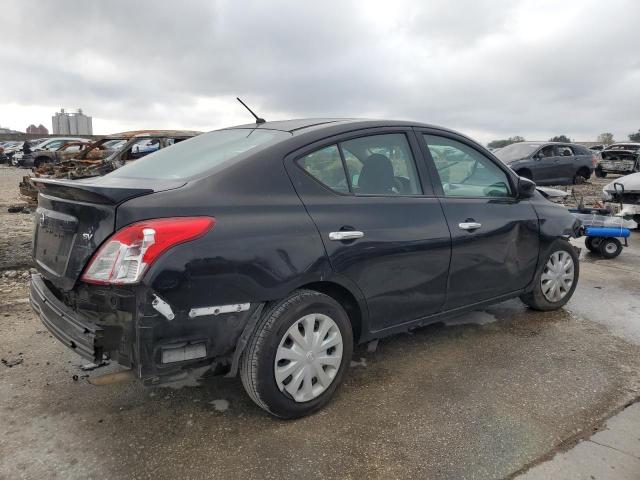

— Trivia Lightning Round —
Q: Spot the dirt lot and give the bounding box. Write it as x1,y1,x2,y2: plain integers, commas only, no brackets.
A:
1,166,639,479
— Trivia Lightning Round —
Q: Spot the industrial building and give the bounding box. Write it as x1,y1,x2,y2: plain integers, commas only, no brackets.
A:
26,124,48,134
52,108,93,135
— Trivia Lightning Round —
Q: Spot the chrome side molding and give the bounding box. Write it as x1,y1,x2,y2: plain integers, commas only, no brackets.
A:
188,303,251,318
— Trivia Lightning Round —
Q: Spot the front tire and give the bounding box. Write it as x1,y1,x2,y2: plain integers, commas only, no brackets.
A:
520,239,579,311
240,289,353,418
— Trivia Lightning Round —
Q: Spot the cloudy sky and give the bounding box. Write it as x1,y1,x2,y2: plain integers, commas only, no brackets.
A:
1,0,639,144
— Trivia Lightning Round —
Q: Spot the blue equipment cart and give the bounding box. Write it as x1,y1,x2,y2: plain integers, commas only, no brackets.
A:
570,209,631,258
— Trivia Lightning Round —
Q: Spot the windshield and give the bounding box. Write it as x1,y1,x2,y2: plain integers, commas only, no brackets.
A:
109,128,290,180
494,143,540,163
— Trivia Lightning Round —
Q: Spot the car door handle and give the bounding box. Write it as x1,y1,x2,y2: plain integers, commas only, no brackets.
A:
458,222,482,231
329,231,364,241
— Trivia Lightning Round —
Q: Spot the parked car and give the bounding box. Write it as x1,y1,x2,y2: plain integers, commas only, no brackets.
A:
19,130,200,201
13,138,91,168
595,143,640,178
589,144,606,152
495,141,597,185
29,119,581,418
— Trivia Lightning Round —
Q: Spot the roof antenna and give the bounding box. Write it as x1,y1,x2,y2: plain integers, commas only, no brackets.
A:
236,97,266,124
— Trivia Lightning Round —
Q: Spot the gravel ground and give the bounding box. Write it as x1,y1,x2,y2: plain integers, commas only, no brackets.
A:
542,174,614,209
1,166,638,479
0,166,35,271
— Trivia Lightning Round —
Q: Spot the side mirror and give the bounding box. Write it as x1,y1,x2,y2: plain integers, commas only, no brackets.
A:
517,176,536,198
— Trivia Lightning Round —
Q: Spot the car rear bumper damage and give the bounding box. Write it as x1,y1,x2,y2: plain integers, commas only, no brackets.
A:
30,273,105,362
30,273,262,383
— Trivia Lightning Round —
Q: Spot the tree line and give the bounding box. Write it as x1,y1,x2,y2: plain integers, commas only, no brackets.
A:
487,130,640,148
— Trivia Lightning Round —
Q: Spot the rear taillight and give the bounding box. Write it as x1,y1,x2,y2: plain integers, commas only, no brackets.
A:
81,217,215,285
592,155,599,167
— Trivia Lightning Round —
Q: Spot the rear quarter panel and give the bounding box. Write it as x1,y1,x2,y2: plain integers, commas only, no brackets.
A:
115,151,333,312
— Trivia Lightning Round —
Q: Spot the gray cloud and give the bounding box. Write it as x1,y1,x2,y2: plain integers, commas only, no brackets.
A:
1,0,639,143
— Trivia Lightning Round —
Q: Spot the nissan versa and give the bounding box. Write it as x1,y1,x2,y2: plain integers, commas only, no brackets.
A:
29,119,581,418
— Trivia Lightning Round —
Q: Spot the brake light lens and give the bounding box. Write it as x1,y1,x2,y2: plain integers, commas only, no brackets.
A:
81,217,215,285
592,155,599,167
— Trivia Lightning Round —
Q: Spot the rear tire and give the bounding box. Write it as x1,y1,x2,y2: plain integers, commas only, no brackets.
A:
595,166,607,178
520,239,579,311
599,238,622,259
240,289,353,418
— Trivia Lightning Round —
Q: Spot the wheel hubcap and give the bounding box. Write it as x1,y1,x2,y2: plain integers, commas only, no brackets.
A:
541,250,575,302
274,313,343,403
605,242,617,254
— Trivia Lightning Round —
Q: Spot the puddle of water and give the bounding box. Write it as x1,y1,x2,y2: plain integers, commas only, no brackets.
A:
350,357,367,368
443,311,498,327
158,365,211,389
209,399,230,412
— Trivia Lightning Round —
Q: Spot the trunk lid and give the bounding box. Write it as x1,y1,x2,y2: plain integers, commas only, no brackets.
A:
32,177,184,291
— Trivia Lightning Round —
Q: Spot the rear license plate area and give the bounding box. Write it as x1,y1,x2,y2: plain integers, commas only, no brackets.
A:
34,207,78,277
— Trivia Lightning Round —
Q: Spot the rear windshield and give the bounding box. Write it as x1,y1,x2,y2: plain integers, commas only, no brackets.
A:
494,143,540,163
108,128,290,180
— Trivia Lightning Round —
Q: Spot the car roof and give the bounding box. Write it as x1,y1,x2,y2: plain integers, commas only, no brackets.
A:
228,118,447,135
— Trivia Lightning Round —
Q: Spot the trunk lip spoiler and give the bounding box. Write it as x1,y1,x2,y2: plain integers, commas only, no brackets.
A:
31,177,186,205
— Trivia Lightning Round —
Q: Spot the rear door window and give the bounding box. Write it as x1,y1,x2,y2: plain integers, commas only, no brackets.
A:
340,133,422,195
297,145,349,193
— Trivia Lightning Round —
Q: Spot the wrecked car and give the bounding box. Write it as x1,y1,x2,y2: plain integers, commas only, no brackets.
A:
29,119,581,418
20,130,200,201
596,143,640,177
602,172,640,224
14,138,91,168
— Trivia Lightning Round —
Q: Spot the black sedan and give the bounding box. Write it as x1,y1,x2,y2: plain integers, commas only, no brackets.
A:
29,119,581,418
495,141,598,185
